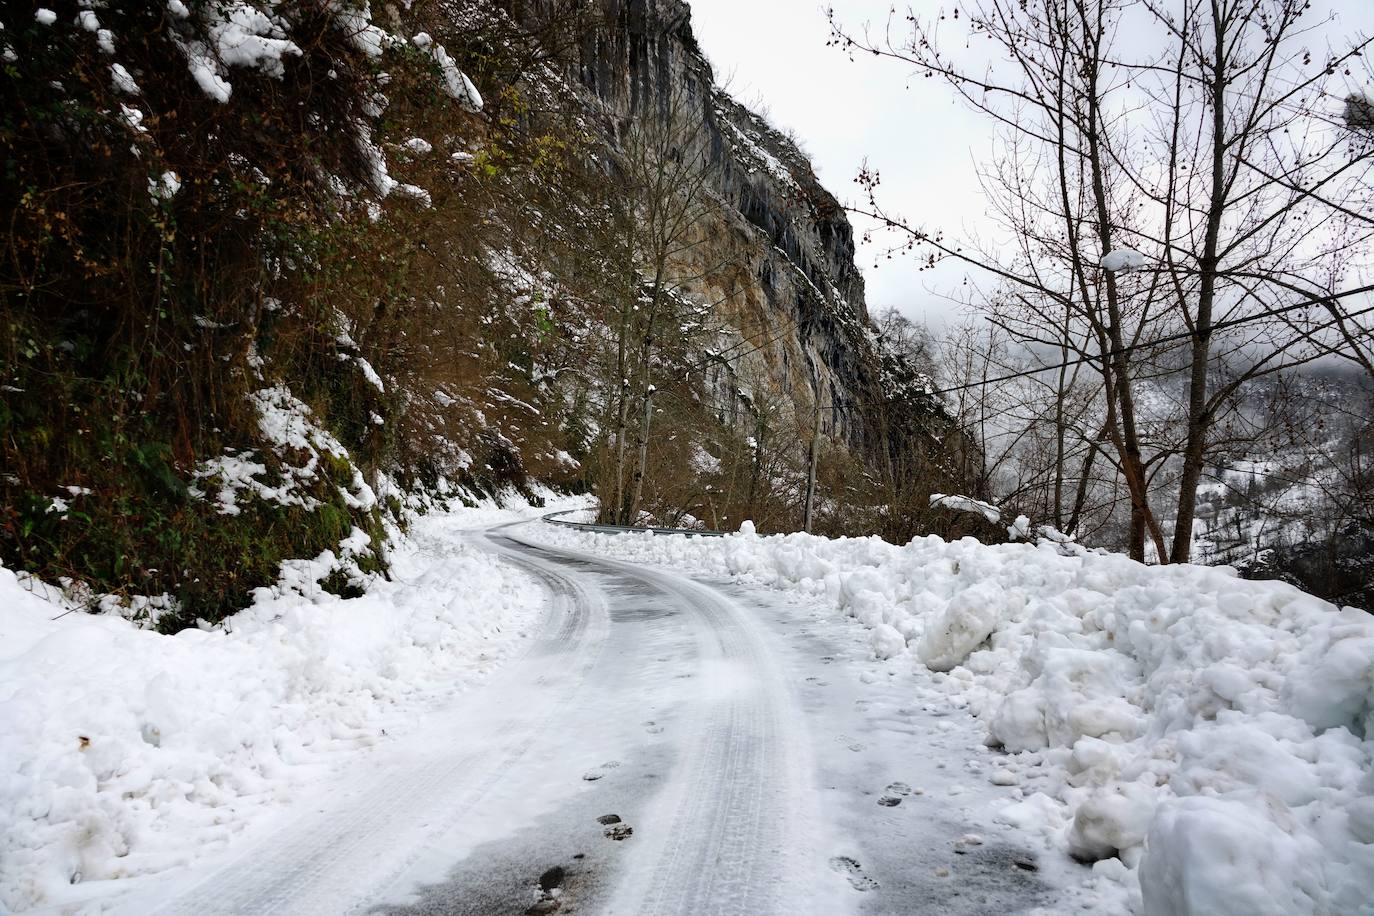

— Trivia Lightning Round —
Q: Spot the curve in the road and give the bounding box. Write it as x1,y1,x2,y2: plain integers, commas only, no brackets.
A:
128,519,837,916
485,525,830,916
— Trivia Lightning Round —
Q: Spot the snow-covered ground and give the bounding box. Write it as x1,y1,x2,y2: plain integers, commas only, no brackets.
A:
527,522,1374,916
0,494,577,913
7,499,1371,915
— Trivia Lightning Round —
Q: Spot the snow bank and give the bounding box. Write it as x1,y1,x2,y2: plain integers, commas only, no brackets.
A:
0,504,549,912
1140,795,1330,916
528,524,1374,915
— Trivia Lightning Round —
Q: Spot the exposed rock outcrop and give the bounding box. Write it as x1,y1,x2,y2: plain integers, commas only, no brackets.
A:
505,0,927,448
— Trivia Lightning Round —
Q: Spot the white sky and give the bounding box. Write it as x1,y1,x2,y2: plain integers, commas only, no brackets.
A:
686,1,1374,331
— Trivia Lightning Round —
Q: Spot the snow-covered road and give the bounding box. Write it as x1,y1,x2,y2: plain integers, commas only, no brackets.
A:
9,506,1371,914
108,519,1082,915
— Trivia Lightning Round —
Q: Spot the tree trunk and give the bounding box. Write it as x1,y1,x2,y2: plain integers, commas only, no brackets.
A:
1065,433,1104,536
1082,34,1169,563
1052,311,1070,529
803,398,821,533
626,372,653,526
624,291,659,525
747,412,763,517
1170,10,1229,565
608,278,632,524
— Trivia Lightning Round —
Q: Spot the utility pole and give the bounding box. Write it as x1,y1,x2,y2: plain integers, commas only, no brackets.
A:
803,397,821,533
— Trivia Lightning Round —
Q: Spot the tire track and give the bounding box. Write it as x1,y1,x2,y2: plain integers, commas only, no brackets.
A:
497,534,821,916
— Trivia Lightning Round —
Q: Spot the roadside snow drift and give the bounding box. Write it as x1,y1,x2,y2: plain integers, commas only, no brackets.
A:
0,508,544,913
530,523,1374,916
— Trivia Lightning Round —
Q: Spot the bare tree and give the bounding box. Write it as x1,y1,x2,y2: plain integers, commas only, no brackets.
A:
830,0,1374,562
588,77,727,525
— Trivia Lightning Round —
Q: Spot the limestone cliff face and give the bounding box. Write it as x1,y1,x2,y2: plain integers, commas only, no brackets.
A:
510,0,901,447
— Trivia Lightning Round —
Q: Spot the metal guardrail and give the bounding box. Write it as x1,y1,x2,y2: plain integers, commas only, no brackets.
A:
542,509,728,538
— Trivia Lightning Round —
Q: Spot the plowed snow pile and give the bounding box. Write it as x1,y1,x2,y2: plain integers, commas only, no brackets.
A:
0,505,545,913
531,523,1374,916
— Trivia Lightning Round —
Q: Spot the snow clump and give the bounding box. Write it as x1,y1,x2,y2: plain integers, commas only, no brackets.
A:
917,582,1013,672
412,32,483,112
174,2,302,103
1101,248,1149,272
147,171,181,201
110,63,140,94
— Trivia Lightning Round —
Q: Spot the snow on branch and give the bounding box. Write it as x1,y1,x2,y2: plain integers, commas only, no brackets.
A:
173,2,302,103
1100,248,1149,272
929,493,1001,524
413,33,484,113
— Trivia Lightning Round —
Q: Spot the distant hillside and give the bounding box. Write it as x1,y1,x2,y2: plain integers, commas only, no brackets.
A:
1190,370,1374,610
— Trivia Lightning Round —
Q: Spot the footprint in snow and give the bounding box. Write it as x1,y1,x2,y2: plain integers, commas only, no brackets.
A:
829,856,879,892
885,782,913,796
643,721,664,735
582,761,621,781
876,796,902,807
526,866,566,915
834,733,867,753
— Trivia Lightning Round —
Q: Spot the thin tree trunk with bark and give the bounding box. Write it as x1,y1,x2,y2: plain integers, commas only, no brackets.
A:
1170,3,1229,564
804,397,821,533
609,296,631,524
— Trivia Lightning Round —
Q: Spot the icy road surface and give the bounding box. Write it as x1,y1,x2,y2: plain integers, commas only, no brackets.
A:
120,520,1083,916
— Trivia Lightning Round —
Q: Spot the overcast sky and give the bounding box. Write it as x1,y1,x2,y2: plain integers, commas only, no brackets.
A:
686,1,1374,331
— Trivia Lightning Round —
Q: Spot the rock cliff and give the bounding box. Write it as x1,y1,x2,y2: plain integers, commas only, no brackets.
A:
505,0,915,447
